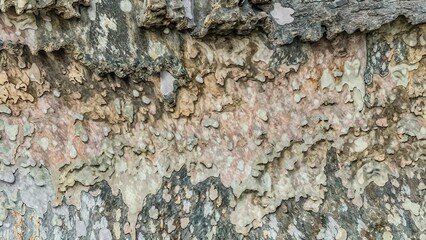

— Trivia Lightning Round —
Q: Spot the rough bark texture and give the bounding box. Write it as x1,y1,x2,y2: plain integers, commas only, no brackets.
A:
0,0,426,239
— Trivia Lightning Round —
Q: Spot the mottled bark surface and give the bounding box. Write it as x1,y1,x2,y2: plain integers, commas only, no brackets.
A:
0,0,426,239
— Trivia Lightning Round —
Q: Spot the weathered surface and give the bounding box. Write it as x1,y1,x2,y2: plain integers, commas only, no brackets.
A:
0,1,426,240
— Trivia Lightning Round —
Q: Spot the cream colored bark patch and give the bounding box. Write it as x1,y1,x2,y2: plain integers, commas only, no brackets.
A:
270,3,294,25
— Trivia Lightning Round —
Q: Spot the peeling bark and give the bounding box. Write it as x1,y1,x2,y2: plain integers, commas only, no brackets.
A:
0,1,426,240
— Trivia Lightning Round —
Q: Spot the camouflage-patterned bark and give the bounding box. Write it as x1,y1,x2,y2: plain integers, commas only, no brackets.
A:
0,1,425,239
